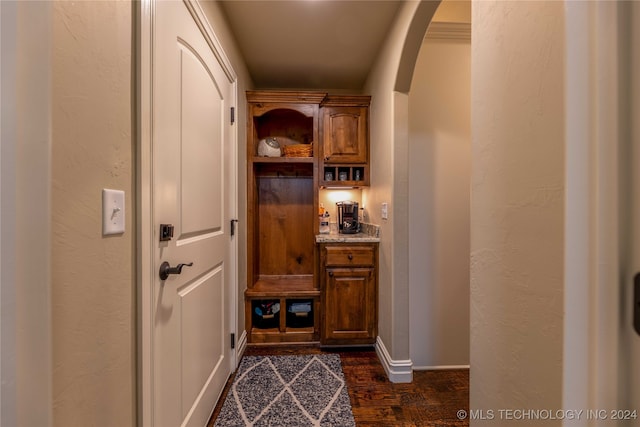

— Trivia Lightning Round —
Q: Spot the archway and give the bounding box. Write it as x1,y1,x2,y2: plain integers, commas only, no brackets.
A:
407,5,471,369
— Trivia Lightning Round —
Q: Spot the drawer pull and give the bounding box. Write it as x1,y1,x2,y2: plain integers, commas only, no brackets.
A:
348,254,353,260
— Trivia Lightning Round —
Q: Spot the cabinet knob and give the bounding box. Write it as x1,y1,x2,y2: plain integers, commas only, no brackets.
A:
328,271,334,277
348,254,353,260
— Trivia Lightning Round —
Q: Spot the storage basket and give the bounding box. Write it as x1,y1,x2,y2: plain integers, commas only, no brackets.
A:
286,300,313,328
282,143,313,158
252,300,280,329
286,311,313,328
253,312,279,329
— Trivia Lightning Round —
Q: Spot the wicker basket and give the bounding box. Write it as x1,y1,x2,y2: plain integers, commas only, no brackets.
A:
282,143,313,158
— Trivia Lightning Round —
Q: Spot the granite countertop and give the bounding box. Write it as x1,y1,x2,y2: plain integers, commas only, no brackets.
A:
315,223,381,243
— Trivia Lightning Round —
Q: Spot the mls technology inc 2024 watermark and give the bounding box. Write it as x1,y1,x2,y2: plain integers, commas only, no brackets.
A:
456,408,638,422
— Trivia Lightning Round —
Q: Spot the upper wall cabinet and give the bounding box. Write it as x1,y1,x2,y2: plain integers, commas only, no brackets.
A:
319,95,371,187
321,95,370,163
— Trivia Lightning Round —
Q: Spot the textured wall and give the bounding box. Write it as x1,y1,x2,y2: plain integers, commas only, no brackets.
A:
470,1,565,424
408,36,470,368
51,2,135,425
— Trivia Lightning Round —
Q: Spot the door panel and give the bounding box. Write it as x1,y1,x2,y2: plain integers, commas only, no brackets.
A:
180,42,223,235
179,267,223,418
322,106,367,163
324,268,375,342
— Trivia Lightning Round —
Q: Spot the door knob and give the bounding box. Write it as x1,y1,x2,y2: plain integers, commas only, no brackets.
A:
159,261,193,281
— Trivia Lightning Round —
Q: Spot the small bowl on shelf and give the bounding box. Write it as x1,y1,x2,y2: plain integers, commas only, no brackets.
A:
257,137,281,157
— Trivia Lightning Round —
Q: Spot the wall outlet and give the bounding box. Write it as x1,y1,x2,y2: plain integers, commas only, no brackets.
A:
381,202,388,220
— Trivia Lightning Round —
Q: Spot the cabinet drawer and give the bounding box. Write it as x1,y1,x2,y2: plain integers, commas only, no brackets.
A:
324,246,375,267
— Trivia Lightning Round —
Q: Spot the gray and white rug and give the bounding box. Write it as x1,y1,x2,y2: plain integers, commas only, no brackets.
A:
213,354,356,426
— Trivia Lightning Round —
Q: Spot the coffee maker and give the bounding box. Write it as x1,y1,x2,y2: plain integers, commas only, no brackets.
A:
336,201,359,234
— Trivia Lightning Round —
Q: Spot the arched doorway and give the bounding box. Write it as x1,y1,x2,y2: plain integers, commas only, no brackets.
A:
407,4,471,369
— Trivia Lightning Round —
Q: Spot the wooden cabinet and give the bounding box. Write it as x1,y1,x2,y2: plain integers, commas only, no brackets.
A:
244,90,373,345
322,105,368,163
319,243,378,346
245,91,323,344
320,95,371,187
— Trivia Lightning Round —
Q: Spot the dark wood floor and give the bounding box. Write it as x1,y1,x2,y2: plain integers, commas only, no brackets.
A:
207,345,469,427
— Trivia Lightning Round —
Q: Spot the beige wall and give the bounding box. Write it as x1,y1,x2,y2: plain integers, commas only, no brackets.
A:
408,35,470,368
470,0,565,423
51,2,135,425
432,0,470,23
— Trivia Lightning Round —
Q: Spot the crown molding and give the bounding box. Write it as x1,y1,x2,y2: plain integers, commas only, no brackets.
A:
426,21,471,41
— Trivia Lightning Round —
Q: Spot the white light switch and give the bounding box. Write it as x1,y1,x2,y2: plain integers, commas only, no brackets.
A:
103,189,125,235
381,202,388,220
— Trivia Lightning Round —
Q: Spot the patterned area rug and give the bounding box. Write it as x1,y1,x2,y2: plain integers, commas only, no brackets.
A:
213,354,356,426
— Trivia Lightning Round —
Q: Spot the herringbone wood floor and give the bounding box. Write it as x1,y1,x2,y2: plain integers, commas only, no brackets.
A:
207,345,469,427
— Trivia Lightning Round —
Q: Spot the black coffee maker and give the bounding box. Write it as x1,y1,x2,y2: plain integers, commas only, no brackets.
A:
336,201,359,234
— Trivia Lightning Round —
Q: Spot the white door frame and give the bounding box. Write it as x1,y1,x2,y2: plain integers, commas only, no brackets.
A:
136,1,238,425
1,3,53,426
564,0,639,419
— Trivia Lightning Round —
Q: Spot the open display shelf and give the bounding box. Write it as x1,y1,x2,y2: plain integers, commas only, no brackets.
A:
322,165,367,187
247,294,320,343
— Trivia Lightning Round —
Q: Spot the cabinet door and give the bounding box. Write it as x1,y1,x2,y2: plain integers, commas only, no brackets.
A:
322,106,368,163
323,267,376,344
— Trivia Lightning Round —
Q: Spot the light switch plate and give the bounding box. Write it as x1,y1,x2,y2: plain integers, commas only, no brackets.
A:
103,189,125,235
381,202,388,220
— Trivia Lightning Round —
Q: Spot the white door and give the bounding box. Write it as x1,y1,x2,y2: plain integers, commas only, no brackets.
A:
153,1,233,425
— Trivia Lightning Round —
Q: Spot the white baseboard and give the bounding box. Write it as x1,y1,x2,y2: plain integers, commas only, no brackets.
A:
235,330,247,369
375,336,413,383
412,364,470,371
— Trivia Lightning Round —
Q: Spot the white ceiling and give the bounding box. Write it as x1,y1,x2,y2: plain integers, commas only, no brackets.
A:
219,0,403,91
